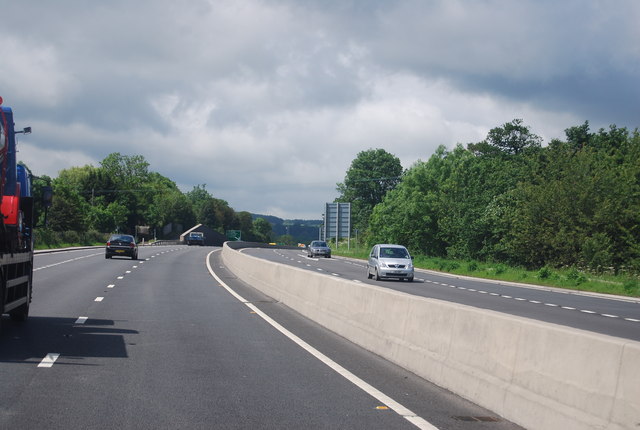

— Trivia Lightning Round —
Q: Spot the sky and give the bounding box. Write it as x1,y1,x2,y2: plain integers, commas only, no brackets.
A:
1,0,638,220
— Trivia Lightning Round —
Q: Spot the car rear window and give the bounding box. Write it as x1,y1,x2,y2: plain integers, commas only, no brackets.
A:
110,235,133,243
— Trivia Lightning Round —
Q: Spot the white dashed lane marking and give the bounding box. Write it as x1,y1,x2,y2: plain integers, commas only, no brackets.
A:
418,279,638,322
38,353,60,368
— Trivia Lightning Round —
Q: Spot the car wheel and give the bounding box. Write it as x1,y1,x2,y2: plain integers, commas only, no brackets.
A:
407,276,414,282
105,254,111,259
367,268,372,279
375,268,381,281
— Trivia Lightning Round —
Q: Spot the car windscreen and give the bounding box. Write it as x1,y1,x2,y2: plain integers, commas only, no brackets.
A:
380,247,409,258
312,241,327,247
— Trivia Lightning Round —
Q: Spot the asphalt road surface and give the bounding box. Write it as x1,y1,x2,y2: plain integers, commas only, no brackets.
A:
246,248,640,342
0,246,524,430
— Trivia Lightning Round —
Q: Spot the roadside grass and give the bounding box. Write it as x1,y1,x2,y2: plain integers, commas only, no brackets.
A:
33,229,108,250
332,248,640,298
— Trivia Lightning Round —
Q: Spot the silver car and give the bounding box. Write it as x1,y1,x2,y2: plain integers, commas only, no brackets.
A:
367,244,414,282
307,240,331,258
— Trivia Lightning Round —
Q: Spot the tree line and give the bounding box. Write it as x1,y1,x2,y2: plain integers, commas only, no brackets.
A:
30,152,273,243
337,120,640,274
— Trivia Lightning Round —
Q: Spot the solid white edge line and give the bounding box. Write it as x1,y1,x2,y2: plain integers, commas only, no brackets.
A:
38,353,60,368
75,316,88,324
205,250,438,430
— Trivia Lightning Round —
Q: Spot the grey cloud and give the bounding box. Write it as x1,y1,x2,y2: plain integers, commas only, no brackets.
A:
2,0,637,219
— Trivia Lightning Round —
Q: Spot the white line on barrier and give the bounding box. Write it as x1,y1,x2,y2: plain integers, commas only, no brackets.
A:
206,250,439,430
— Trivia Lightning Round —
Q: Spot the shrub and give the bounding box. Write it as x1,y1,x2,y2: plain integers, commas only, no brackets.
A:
61,230,81,245
446,262,460,271
623,280,639,295
537,266,552,279
566,268,587,285
494,264,507,275
34,229,108,249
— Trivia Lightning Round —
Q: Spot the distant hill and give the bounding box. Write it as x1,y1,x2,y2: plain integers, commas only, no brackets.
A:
251,214,322,244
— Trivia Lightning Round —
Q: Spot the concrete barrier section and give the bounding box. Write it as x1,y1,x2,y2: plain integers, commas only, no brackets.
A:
222,244,640,430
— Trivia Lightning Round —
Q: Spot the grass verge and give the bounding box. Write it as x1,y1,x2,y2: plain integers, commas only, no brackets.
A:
33,229,108,250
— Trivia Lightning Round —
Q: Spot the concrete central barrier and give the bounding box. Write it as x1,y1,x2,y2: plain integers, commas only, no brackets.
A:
222,243,640,430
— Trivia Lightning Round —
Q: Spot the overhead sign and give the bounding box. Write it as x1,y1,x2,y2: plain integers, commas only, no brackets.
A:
324,203,351,240
226,230,242,241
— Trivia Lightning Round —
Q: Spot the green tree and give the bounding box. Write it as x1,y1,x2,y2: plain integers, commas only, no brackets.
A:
99,153,151,232
368,146,448,255
336,148,403,231
147,190,195,237
47,180,88,232
469,118,542,156
253,217,273,242
187,184,218,228
501,124,640,271
235,211,255,240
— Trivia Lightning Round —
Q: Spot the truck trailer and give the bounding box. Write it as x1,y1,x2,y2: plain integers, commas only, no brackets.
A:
0,97,35,334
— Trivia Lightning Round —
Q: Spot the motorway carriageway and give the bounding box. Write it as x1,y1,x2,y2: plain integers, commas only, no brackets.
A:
0,246,525,430
245,247,640,342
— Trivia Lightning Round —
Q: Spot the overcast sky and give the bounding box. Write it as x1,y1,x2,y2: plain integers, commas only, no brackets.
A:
1,0,638,219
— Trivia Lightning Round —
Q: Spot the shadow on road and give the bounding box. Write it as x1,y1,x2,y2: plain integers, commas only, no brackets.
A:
0,316,137,365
